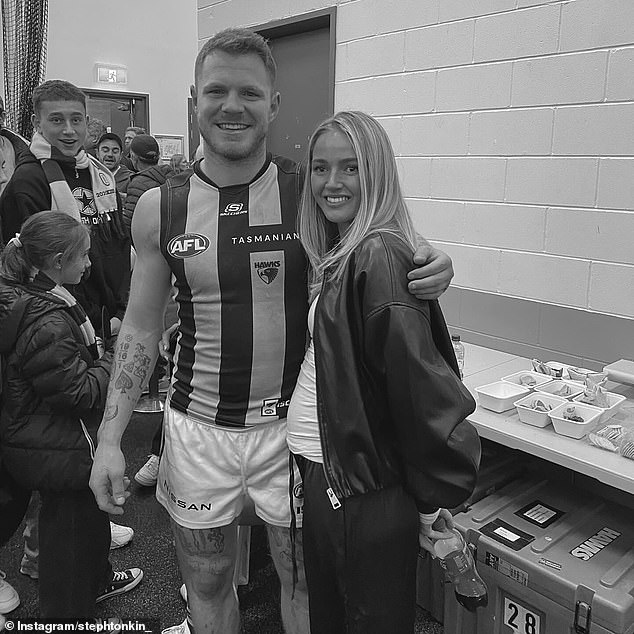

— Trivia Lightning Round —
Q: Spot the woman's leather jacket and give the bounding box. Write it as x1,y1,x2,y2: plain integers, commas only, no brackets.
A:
313,232,481,513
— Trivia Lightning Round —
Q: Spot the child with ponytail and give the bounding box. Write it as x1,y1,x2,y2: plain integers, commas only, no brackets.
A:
0,211,142,619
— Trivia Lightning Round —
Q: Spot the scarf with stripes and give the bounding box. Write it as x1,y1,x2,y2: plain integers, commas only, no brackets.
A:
46,281,100,359
29,131,118,222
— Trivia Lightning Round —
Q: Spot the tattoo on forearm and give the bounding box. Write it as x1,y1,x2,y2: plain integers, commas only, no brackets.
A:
112,338,152,394
103,403,119,423
114,371,134,393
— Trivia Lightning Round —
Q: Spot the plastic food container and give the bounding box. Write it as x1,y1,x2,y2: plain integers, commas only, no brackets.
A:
502,370,552,389
548,402,603,439
513,393,567,428
572,391,627,425
566,366,598,382
545,361,570,379
535,380,584,400
475,381,531,413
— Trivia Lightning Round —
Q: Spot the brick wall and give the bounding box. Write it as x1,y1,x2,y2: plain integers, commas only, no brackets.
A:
197,0,634,365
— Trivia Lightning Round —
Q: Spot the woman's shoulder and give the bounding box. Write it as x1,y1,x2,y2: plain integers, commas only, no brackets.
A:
349,231,425,312
354,231,414,273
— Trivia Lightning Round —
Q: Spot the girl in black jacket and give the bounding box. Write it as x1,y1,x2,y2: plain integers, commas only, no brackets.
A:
0,212,142,619
288,112,481,633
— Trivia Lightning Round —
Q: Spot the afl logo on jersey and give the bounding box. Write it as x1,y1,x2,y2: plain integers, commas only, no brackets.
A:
167,233,210,259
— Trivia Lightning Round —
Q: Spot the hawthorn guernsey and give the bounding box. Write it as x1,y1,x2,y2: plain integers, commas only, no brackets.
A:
159,155,308,428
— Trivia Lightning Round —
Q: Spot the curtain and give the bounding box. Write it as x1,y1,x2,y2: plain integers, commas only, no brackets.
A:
2,0,48,138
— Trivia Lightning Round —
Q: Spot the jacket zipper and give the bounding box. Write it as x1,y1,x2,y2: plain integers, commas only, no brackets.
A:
313,288,344,509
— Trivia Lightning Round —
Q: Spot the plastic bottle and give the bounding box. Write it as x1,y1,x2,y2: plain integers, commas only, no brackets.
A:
451,334,465,379
434,528,488,612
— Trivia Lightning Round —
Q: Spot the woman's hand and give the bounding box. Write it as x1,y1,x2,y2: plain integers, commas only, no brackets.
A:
418,508,455,555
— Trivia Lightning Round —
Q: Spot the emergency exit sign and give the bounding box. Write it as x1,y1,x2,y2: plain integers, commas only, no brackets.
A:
95,64,128,85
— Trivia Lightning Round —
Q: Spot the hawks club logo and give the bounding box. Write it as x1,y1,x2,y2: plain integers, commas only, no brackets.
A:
254,260,280,284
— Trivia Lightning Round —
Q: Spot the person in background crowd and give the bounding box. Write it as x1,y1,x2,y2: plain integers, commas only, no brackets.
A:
123,134,177,236
0,95,29,203
123,126,146,153
89,28,455,634
84,119,107,158
0,211,143,619
169,154,189,174
121,126,146,171
97,132,132,198
288,110,481,633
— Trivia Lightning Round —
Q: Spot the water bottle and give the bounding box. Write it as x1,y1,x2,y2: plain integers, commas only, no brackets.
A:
452,334,465,378
434,528,488,612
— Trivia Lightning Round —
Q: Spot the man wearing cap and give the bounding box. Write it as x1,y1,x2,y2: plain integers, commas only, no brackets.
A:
97,132,132,198
123,134,178,235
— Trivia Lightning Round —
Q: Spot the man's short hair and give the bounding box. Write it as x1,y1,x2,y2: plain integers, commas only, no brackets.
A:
32,80,86,115
97,132,123,151
125,126,146,135
194,28,276,88
130,134,160,165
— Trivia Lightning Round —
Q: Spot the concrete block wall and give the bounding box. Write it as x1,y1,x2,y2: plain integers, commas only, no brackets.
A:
198,0,634,367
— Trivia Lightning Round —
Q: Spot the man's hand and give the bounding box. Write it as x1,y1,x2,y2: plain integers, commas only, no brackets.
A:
408,243,454,301
159,323,178,363
418,508,455,555
89,443,130,514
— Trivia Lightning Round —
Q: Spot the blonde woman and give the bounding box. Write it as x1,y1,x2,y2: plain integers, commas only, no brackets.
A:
287,111,481,633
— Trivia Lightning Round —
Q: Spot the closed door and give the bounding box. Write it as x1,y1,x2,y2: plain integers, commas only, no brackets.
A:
263,24,333,164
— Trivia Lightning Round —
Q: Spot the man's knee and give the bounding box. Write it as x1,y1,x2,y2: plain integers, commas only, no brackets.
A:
172,521,237,597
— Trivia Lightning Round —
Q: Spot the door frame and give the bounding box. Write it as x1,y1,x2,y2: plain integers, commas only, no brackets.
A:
81,88,151,133
255,7,337,117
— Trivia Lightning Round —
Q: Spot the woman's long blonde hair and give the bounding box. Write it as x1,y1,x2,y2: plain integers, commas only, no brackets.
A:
299,111,417,300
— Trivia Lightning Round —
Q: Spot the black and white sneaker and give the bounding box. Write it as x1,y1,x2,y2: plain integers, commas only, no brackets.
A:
96,568,144,603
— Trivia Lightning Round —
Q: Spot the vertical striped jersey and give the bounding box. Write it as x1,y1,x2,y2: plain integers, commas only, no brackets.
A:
159,155,309,428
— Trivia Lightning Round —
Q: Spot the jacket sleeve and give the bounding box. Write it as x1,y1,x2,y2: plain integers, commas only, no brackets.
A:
364,300,480,513
18,313,113,414
0,185,50,243
123,173,156,237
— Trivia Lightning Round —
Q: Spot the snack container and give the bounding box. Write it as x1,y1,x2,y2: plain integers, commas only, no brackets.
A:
566,366,597,382
502,370,552,389
535,380,584,400
545,361,570,379
475,381,530,413
572,391,627,425
548,402,603,439
513,393,567,427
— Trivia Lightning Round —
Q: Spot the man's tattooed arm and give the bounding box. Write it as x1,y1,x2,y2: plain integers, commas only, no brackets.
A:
98,326,161,443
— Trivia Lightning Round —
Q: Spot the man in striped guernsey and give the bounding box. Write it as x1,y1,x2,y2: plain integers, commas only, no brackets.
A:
90,28,455,634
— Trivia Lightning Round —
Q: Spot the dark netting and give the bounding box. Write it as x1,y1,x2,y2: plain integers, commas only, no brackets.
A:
2,0,49,138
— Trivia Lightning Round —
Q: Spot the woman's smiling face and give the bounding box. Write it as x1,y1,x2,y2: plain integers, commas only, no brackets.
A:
310,128,361,234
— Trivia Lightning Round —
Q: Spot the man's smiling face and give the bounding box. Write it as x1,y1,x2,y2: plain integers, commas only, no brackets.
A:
193,51,280,162
33,100,87,157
